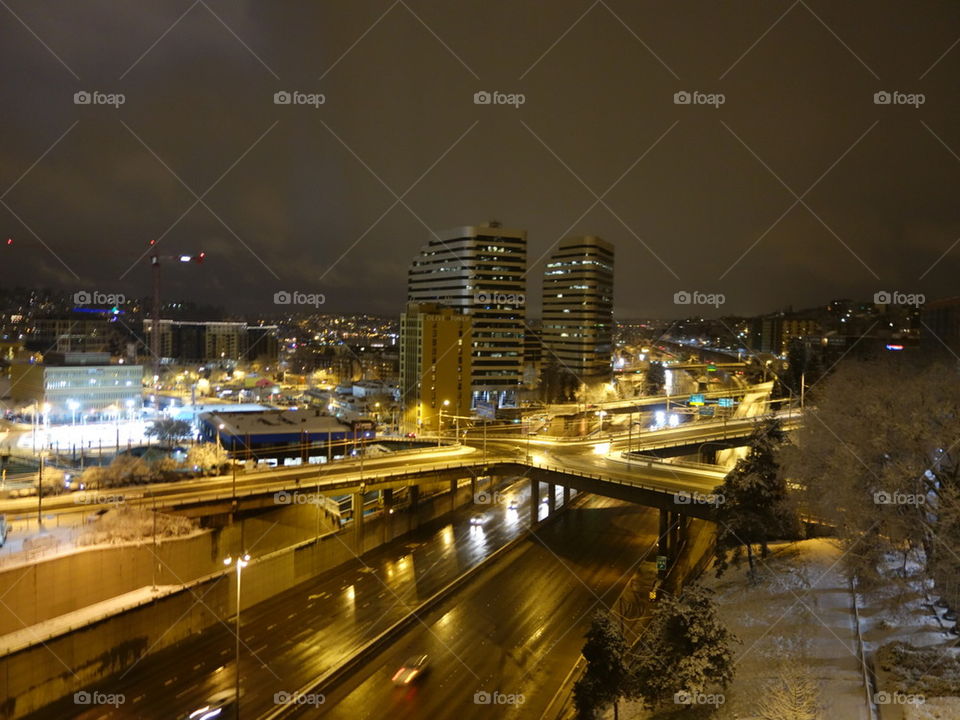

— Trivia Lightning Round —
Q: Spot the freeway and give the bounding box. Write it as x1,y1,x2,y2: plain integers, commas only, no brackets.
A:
0,407,799,525
292,496,660,719
0,443,481,520
540,383,751,415
24,477,560,720
476,407,800,453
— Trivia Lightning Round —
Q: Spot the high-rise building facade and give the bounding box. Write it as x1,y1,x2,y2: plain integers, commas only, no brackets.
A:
407,223,526,407
143,320,279,364
541,236,614,382
399,303,472,433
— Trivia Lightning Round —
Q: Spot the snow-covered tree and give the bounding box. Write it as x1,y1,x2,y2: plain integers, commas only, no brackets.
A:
713,417,800,577
629,584,737,709
574,610,630,720
787,356,960,592
187,443,228,475
645,361,665,396
755,661,822,720
144,418,192,445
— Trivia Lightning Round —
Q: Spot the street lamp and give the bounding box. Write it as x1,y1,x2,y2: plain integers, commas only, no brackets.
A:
37,450,48,529
67,399,79,426
224,553,250,717
437,399,450,447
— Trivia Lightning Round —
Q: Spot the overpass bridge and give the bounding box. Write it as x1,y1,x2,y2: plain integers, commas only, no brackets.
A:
0,408,800,574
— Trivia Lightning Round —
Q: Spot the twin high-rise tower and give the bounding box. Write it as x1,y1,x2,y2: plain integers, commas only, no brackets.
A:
400,223,614,431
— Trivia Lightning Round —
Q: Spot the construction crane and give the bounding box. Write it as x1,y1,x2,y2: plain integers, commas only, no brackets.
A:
149,243,205,382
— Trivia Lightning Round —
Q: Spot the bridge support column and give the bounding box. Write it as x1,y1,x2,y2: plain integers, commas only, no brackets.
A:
450,478,458,511
563,485,570,505
470,475,478,502
530,479,540,526
658,508,670,579
670,512,682,561
547,483,556,514
382,489,393,543
352,492,365,552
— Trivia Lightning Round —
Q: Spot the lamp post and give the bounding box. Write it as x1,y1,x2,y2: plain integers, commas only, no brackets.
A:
437,400,449,447
67,399,79,427
42,403,50,451
224,553,250,717
36,451,48,529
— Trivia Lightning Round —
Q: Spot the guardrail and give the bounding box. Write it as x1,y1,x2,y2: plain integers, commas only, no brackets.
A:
622,453,728,474
5,449,729,519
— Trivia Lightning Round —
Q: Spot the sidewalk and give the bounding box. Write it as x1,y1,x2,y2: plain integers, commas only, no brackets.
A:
614,539,869,719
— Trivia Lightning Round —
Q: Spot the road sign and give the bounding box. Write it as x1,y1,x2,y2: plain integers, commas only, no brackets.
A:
718,397,734,408
700,407,714,416
656,555,668,571
476,401,496,420
689,393,705,406
707,364,717,372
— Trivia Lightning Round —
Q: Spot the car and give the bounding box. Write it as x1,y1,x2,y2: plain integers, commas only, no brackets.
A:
469,514,485,526
184,690,238,720
507,500,518,511
185,691,236,719
392,654,429,685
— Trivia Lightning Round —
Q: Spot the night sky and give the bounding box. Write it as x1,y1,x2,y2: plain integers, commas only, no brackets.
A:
1,0,959,318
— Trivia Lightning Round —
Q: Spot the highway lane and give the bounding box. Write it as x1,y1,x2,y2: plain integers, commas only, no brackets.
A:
0,443,480,519
23,478,567,720
2,399,793,525
298,496,659,719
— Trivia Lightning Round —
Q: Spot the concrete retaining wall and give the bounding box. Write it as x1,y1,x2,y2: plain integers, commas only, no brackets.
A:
0,476,479,719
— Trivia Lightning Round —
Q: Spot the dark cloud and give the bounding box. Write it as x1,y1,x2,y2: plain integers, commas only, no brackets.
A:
2,0,959,319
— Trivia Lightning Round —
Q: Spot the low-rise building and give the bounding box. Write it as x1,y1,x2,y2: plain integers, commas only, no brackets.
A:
197,407,374,461
9,352,143,420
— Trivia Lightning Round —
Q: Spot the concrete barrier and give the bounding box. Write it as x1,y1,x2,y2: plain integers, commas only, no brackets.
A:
260,489,587,720
0,478,480,720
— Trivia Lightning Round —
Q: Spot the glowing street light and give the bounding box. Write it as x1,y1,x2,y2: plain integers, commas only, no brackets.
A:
438,399,450,447
224,553,250,717
67,399,79,426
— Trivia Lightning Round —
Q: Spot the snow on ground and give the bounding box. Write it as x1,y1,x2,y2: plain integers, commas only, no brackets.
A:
611,539,960,719
613,539,868,719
